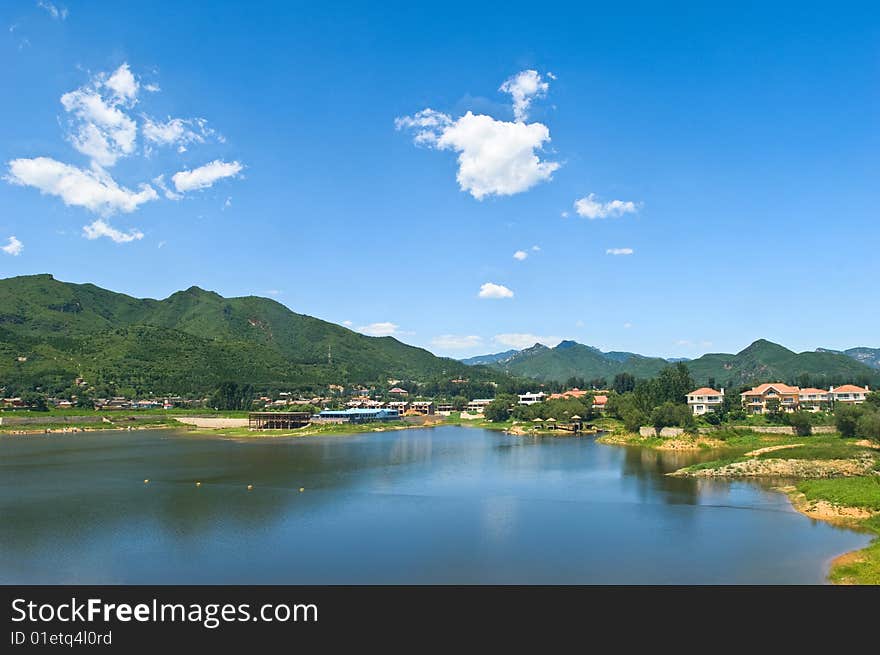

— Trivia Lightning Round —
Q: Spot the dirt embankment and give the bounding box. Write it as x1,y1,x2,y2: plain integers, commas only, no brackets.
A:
776,485,878,527
175,417,249,428
671,455,877,478
597,433,725,450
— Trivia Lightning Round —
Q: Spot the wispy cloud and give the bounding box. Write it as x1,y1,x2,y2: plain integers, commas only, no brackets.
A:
172,160,242,192
513,250,528,261
606,248,633,256
478,282,514,299
358,322,401,337
493,333,562,349
431,335,484,350
574,193,640,219
1,236,23,256
82,219,144,244
499,69,549,122
37,1,68,21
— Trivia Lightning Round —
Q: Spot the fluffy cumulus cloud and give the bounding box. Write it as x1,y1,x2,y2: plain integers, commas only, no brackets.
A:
606,248,633,255
82,219,144,244
357,322,401,337
513,250,528,261
478,282,514,299
574,193,639,219
431,335,484,350
395,72,559,200
493,333,563,349
2,236,23,256
499,70,549,122
171,160,243,193
60,64,140,167
6,157,157,215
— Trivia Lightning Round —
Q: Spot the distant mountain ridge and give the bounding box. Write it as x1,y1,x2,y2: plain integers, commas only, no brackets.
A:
459,349,520,366
0,274,496,394
817,347,880,370
465,338,880,386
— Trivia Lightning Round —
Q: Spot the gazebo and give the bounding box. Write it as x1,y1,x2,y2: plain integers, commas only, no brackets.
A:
545,417,557,429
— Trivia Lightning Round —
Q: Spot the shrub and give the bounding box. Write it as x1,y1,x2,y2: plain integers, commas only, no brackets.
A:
835,404,864,438
483,400,510,422
856,409,880,441
787,411,813,437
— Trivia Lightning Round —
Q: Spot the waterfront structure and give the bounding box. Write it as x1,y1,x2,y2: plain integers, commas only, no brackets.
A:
248,412,312,429
518,392,546,405
740,383,871,413
686,387,725,415
387,400,409,414
317,408,400,423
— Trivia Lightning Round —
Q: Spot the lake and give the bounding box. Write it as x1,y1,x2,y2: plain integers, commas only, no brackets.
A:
0,426,869,584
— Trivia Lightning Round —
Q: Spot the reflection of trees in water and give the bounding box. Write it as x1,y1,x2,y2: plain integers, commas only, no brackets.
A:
619,446,725,506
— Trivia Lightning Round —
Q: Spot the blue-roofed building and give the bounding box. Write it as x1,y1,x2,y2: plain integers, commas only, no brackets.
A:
317,408,400,423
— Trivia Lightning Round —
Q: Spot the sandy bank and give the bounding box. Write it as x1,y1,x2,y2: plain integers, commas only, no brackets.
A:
175,417,249,428
670,455,877,478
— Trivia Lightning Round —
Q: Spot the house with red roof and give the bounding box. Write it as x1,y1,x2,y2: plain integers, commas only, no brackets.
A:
740,383,800,414
829,385,871,405
798,388,831,412
686,387,724,415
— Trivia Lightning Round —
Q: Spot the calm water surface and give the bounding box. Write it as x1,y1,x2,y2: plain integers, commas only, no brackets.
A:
0,426,869,584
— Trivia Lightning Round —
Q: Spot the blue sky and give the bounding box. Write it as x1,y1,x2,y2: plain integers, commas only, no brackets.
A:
1,1,878,360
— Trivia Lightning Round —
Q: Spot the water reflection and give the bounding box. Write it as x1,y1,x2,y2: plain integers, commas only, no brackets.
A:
0,427,871,584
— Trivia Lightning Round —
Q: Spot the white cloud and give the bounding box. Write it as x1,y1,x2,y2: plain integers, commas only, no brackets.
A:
478,282,514,299
431,335,484,350
264,289,281,296
493,333,563,349
7,157,158,215
1,236,23,256
223,196,232,209
499,70,549,122
358,322,400,337
623,322,633,329
60,64,139,167
37,1,67,20
395,74,559,200
82,219,143,244
143,83,161,93
531,245,541,251
574,193,639,219
152,174,181,200
606,248,633,255
171,160,243,193
342,320,354,327
513,250,528,261
561,211,569,218
142,116,215,152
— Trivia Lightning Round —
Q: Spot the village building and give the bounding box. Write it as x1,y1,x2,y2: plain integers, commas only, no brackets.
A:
518,392,546,405
409,401,435,416
466,398,493,412
740,383,800,414
829,385,871,405
798,388,831,412
686,387,725,415
389,387,409,396
591,394,608,413
548,388,590,400
317,408,400,423
387,400,410,414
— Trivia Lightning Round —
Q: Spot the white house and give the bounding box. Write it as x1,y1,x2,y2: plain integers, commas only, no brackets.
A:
829,385,871,405
518,392,546,405
686,387,724,415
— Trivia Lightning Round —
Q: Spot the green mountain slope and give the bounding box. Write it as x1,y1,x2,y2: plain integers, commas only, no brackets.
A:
0,274,494,394
489,340,669,382
481,337,879,387
674,339,878,387
817,347,880,370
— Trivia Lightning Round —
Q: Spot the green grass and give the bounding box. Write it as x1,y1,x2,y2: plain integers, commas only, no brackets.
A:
797,477,880,511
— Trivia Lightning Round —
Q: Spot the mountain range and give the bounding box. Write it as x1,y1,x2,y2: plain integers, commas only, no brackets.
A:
0,274,494,395
464,339,880,387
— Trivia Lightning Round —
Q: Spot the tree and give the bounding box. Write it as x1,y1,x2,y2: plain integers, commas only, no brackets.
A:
483,400,511,422
21,391,48,411
856,409,880,441
210,382,255,411
834,404,863,438
787,411,813,437
649,402,695,434
864,391,880,411
612,372,636,394
451,396,469,411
